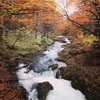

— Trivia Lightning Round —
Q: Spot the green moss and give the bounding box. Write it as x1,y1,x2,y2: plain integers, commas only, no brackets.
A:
1,31,54,57
42,37,53,46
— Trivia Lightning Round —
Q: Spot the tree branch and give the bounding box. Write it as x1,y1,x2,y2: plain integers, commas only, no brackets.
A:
85,10,100,21
65,12,94,34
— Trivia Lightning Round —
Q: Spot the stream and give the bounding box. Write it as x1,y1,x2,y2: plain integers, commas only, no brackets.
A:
16,36,86,100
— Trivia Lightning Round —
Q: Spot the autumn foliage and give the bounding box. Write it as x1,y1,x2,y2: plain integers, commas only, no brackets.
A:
0,0,62,39
62,0,100,37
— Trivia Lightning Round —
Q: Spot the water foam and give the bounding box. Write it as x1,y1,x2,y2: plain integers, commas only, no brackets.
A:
16,37,86,100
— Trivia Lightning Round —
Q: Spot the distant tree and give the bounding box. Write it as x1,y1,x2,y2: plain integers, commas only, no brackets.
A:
0,0,62,40
60,0,100,37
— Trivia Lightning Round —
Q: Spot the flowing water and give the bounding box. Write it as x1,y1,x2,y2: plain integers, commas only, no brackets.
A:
16,36,86,100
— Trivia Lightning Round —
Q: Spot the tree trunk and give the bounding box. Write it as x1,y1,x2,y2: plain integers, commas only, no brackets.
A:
11,36,20,49
0,27,3,41
34,11,39,39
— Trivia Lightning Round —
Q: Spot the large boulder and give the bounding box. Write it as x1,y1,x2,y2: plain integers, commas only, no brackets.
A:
37,81,53,100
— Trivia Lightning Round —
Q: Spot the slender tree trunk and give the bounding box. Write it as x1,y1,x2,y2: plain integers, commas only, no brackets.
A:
42,32,45,38
11,37,20,49
35,30,38,39
47,32,49,38
42,25,46,38
35,11,39,39
11,32,26,49
0,27,3,41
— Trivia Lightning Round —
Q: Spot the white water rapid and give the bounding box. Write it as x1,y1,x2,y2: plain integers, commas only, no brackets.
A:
16,36,86,100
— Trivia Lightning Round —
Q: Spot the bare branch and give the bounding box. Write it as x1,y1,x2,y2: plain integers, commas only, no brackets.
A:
65,12,94,34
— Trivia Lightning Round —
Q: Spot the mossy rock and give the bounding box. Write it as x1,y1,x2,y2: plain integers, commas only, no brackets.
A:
37,81,53,100
56,70,62,78
49,64,58,70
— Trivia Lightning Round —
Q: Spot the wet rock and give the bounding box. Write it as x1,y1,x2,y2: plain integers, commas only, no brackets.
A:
54,37,66,43
37,81,53,100
49,64,58,70
23,58,32,66
56,70,61,78
56,57,66,62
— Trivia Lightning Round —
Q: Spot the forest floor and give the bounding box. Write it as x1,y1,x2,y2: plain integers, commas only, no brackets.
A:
57,35,100,100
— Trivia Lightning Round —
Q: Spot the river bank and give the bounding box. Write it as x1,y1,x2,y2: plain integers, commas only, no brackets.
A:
15,36,86,100
57,36,100,100
0,35,54,100
0,35,99,100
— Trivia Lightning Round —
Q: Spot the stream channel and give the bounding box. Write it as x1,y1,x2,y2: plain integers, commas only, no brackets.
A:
16,36,86,100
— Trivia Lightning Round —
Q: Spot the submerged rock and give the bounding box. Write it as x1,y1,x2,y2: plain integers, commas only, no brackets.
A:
37,81,53,100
